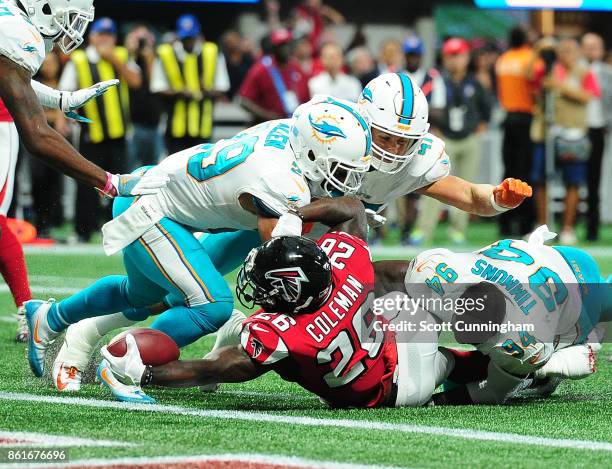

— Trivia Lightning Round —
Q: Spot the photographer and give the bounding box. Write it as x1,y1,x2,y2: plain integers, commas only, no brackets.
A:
126,24,162,167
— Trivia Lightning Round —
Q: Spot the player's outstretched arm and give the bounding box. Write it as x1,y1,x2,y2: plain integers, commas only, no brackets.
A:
0,57,168,196
145,345,267,388
0,56,108,189
418,176,532,216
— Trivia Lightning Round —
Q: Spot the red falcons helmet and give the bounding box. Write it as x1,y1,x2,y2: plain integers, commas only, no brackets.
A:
236,236,332,315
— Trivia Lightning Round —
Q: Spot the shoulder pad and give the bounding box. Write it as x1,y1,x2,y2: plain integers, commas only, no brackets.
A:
0,13,45,75
405,133,450,181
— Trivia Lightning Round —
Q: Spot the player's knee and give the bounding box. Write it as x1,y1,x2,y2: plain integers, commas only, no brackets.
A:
192,300,233,332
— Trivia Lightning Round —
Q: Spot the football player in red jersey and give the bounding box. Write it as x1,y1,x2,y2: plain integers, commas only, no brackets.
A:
98,197,442,407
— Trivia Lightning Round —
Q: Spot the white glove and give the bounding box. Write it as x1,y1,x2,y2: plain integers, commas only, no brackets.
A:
271,212,303,237
100,333,146,386
109,172,170,197
534,345,596,380
365,209,386,228
62,79,120,123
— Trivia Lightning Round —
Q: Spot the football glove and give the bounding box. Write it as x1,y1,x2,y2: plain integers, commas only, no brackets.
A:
100,333,146,386
492,178,533,211
62,79,120,123
99,171,170,198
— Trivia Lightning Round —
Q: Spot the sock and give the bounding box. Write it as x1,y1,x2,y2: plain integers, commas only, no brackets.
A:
47,275,133,333
151,301,233,347
0,216,31,307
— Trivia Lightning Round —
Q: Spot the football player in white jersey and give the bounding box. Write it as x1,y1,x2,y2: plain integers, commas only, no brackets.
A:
26,98,372,393
374,225,611,405
0,0,167,343
0,0,167,196
48,74,533,391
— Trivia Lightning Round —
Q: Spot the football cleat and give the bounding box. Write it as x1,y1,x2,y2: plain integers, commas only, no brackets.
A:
53,319,103,389
53,362,83,392
97,360,155,404
15,305,28,343
25,299,60,377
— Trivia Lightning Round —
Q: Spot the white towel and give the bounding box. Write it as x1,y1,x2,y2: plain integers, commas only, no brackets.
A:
102,197,164,256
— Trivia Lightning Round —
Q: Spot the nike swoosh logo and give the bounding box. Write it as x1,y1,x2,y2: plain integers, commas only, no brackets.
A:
251,324,269,333
100,368,116,388
56,363,68,391
33,317,42,344
415,261,429,272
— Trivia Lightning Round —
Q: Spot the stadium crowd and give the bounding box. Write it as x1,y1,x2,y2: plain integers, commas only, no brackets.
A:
9,0,612,245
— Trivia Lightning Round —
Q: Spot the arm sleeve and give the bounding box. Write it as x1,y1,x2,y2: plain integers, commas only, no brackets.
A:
30,80,62,109
240,320,289,366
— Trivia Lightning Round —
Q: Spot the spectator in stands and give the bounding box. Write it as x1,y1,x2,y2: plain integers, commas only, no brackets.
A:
59,17,142,242
239,29,310,124
533,37,600,245
581,32,612,241
126,24,162,167
29,51,68,237
347,47,379,88
495,27,536,236
398,35,447,244
410,38,491,245
472,41,498,96
294,37,318,79
308,42,361,101
378,39,403,74
402,36,446,131
291,0,344,52
221,30,254,100
151,14,230,154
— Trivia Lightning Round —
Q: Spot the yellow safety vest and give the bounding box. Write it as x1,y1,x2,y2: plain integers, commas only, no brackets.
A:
71,47,130,144
157,42,217,139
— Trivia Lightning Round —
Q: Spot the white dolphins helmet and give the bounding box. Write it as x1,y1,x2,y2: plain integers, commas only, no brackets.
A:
358,73,430,174
289,95,372,197
16,0,95,54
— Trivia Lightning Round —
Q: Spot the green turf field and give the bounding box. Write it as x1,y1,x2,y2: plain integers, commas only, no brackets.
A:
0,222,611,468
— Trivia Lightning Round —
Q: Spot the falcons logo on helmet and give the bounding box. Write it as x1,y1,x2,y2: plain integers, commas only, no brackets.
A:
265,267,309,303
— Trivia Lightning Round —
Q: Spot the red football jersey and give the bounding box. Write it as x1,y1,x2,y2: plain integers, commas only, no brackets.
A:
0,99,12,122
240,231,397,408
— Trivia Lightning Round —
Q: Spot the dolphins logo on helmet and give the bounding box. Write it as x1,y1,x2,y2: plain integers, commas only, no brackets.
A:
308,114,347,144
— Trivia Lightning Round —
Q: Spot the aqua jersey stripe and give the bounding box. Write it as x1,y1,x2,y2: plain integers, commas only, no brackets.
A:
323,97,372,156
397,73,414,125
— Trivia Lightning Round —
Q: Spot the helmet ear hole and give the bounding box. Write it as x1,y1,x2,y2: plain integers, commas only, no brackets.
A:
42,3,52,15
308,150,316,162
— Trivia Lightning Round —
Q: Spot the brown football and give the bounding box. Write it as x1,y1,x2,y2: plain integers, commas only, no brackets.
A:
106,328,180,366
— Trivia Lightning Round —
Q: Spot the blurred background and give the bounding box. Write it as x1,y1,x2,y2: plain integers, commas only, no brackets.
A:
8,0,612,247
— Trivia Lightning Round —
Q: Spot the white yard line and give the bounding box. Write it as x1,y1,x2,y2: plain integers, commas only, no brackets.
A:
0,392,610,452
0,453,403,469
0,431,134,447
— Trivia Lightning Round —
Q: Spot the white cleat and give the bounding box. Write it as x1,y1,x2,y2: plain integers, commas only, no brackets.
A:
25,299,60,377
97,360,155,404
53,362,83,392
52,319,102,391
15,305,28,343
